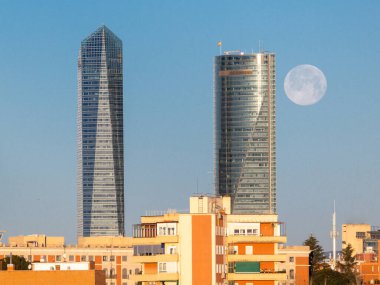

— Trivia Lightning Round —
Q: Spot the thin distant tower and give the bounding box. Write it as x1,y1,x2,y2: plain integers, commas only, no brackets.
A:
330,201,338,269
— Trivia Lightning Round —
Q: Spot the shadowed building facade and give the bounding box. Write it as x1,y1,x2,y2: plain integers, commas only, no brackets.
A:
214,52,276,214
77,26,125,237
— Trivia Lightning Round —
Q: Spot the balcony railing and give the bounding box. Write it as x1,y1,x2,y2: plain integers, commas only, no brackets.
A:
133,244,165,256
133,224,157,238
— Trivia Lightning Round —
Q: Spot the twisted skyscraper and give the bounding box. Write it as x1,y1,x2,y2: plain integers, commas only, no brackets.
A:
77,26,124,237
214,52,276,214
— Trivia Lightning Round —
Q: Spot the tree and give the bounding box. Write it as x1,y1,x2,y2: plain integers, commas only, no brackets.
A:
337,243,357,284
313,268,350,285
0,255,30,270
304,234,326,274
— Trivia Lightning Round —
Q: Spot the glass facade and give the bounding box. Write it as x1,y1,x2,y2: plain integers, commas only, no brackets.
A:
214,52,276,214
77,26,124,237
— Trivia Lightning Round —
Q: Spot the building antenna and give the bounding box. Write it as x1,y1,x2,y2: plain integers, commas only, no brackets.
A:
259,40,262,53
217,41,222,55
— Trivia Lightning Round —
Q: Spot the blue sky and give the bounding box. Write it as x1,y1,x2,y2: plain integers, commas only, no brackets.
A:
0,0,379,250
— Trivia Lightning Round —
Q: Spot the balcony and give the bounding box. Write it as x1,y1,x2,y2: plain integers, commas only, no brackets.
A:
227,272,287,281
227,254,286,262
227,235,287,243
132,235,179,245
133,224,157,238
132,254,179,263
132,273,179,282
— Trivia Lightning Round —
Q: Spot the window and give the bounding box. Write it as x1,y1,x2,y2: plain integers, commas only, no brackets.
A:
289,256,294,263
68,255,74,262
234,229,239,235
110,255,115,262
290,269,295,279
81,255,86,262
356,232,366,239
103,256,108,261
89,256,94,262
159,262,167,272
245,245,253,254
122,256,128,262
55,255,61,262
122,268,128,279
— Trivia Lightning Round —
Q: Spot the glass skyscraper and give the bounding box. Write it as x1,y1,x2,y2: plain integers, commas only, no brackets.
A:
214,52,276,214
77,26,125,237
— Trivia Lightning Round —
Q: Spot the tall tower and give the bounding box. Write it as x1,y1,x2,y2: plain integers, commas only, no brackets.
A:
77,26,124,237
214,51,276,214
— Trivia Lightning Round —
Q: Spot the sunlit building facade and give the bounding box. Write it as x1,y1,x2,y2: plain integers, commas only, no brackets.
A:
77,26,125,237
214,52,276,214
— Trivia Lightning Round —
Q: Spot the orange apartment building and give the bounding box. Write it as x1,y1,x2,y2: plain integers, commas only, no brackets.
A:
278,246,310,285
131,195,289,285
341,224,380,284
0,235,140,285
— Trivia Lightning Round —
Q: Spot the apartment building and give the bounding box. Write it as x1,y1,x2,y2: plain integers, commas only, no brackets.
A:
0,235,139,285
131,195,288,285
278,245,310,285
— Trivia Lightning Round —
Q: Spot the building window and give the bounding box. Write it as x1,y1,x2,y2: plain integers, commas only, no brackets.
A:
89,256,94,262
356,232,366,239
122,256,127,262
81,255,86,261
103,256,108,261
110,255,115,262
246,245,253,255
122,268,128,279
56,255,61,262
68,255,74,262
289,256,294,262
290,269,295,279
158,263,167,272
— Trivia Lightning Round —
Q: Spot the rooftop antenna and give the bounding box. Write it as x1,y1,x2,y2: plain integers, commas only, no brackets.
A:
259,40,262,53
217,41,222,55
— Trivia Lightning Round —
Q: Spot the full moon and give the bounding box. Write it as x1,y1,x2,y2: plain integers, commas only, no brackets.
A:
284,64,327,106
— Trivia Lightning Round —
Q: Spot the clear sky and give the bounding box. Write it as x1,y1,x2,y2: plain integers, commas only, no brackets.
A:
0,0,379,250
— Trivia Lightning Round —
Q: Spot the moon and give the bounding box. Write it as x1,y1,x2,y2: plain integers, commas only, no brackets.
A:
284,64,327,106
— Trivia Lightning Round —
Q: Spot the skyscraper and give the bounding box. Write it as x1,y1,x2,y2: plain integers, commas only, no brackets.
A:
214,51,276,214
77,26,124,237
